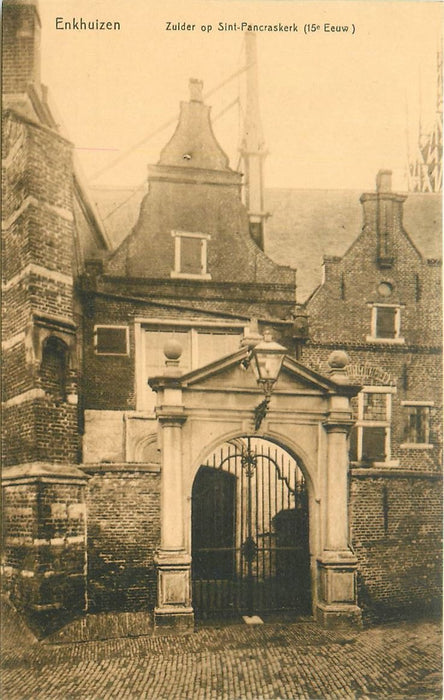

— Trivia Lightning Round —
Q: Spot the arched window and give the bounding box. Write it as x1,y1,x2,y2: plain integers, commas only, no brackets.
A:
40,336,68,401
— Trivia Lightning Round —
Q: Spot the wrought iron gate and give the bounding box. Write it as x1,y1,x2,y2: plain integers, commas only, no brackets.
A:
192,437,310,617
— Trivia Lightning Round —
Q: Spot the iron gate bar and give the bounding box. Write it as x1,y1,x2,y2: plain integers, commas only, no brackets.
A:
192,437,310,617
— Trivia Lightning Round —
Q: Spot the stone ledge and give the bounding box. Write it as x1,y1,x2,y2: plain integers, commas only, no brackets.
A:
2,462,89,484
350,468,442,479
82,462,160,474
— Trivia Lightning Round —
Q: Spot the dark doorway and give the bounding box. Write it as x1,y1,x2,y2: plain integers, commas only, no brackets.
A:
191,438,311,618
192,466,236,580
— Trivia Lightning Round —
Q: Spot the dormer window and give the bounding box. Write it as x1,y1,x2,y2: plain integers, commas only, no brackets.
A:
171,231,211,280
366,304,404,344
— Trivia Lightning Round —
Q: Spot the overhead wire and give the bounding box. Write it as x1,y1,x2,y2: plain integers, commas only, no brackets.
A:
90,63,250,183
100,98,240,223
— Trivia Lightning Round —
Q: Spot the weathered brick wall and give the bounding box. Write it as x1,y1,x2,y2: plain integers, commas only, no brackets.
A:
3,396,79,469
34,400,80,463
1,342,30,400
2,479,87,635
2,70,83,632
2,110,78,463
85,470,161,611
307,235,441,348
303,345,442,472
82,297,136,411
2,403,36,466
2,0,41,95
350,474,442,620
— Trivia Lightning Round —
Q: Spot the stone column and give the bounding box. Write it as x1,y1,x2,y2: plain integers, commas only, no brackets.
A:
316,352,362,628
149,341,193,632
324,420,351,553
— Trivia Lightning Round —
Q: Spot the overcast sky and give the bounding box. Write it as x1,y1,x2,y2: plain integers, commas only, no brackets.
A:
38,0,441,191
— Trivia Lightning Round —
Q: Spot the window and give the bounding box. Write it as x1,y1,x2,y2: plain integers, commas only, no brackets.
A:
401,402,433,447
377,282,393,298
350,387,396,465
95,326,129,355
136,321,246,411
376,307,396,338
367,304,404,343
40,336,68,401
171,231,211,280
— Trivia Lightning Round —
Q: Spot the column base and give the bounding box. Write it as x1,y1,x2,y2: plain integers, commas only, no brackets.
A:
315,602,362,629
154,606,194,635
316,551,362,629
154,549,194,634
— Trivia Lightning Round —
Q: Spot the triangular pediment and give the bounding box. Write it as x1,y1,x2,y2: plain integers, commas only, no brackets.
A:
179,347,357,396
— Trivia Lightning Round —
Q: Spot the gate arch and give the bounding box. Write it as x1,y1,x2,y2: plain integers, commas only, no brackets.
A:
187,428,319,503
150,344,362,629
191,436,311,618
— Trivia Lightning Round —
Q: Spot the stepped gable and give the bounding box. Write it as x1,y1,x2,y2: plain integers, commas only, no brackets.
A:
103,80,294,286
93,185,441,300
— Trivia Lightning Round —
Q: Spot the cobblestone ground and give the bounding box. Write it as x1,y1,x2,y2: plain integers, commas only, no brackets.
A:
1,601,442,699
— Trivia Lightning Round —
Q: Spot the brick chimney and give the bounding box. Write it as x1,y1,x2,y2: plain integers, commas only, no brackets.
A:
360,169,407,268
3,0,42,95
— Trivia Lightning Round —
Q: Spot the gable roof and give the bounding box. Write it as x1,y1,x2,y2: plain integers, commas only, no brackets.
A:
264,189,442,301
91,186,442,301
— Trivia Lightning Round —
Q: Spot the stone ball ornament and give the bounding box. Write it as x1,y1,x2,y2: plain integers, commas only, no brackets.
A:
327,350,349,370
163,338,183,361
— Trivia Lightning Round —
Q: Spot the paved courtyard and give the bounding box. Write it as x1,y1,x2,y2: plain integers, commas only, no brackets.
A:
1,600,442,699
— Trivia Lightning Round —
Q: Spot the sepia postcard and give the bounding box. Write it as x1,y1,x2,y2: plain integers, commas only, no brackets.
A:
2,0,442,697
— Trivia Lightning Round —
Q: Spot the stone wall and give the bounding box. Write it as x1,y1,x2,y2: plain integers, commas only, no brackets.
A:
2,474,88,636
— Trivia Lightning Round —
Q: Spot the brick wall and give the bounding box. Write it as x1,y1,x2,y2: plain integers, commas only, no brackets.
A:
350,474,442,621
305,180,442,620
303,345,442,472
2,110,78,462
2,1,41,95
2,74,83,632
307,236,441,348
85,470,160,611
2,478,87,636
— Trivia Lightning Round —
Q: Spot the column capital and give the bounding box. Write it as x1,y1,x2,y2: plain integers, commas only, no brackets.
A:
157,407,187,426
148,376,182,391
323,415,355,434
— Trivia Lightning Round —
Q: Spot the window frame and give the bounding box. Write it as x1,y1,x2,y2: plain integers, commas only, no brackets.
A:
400,400,434,449
134,318,248,412
366,303,405,344
170,230,211,280
350,386,399,466
94,325,130,356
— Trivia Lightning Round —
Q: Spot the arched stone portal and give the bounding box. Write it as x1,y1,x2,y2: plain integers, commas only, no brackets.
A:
149,346,363,631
